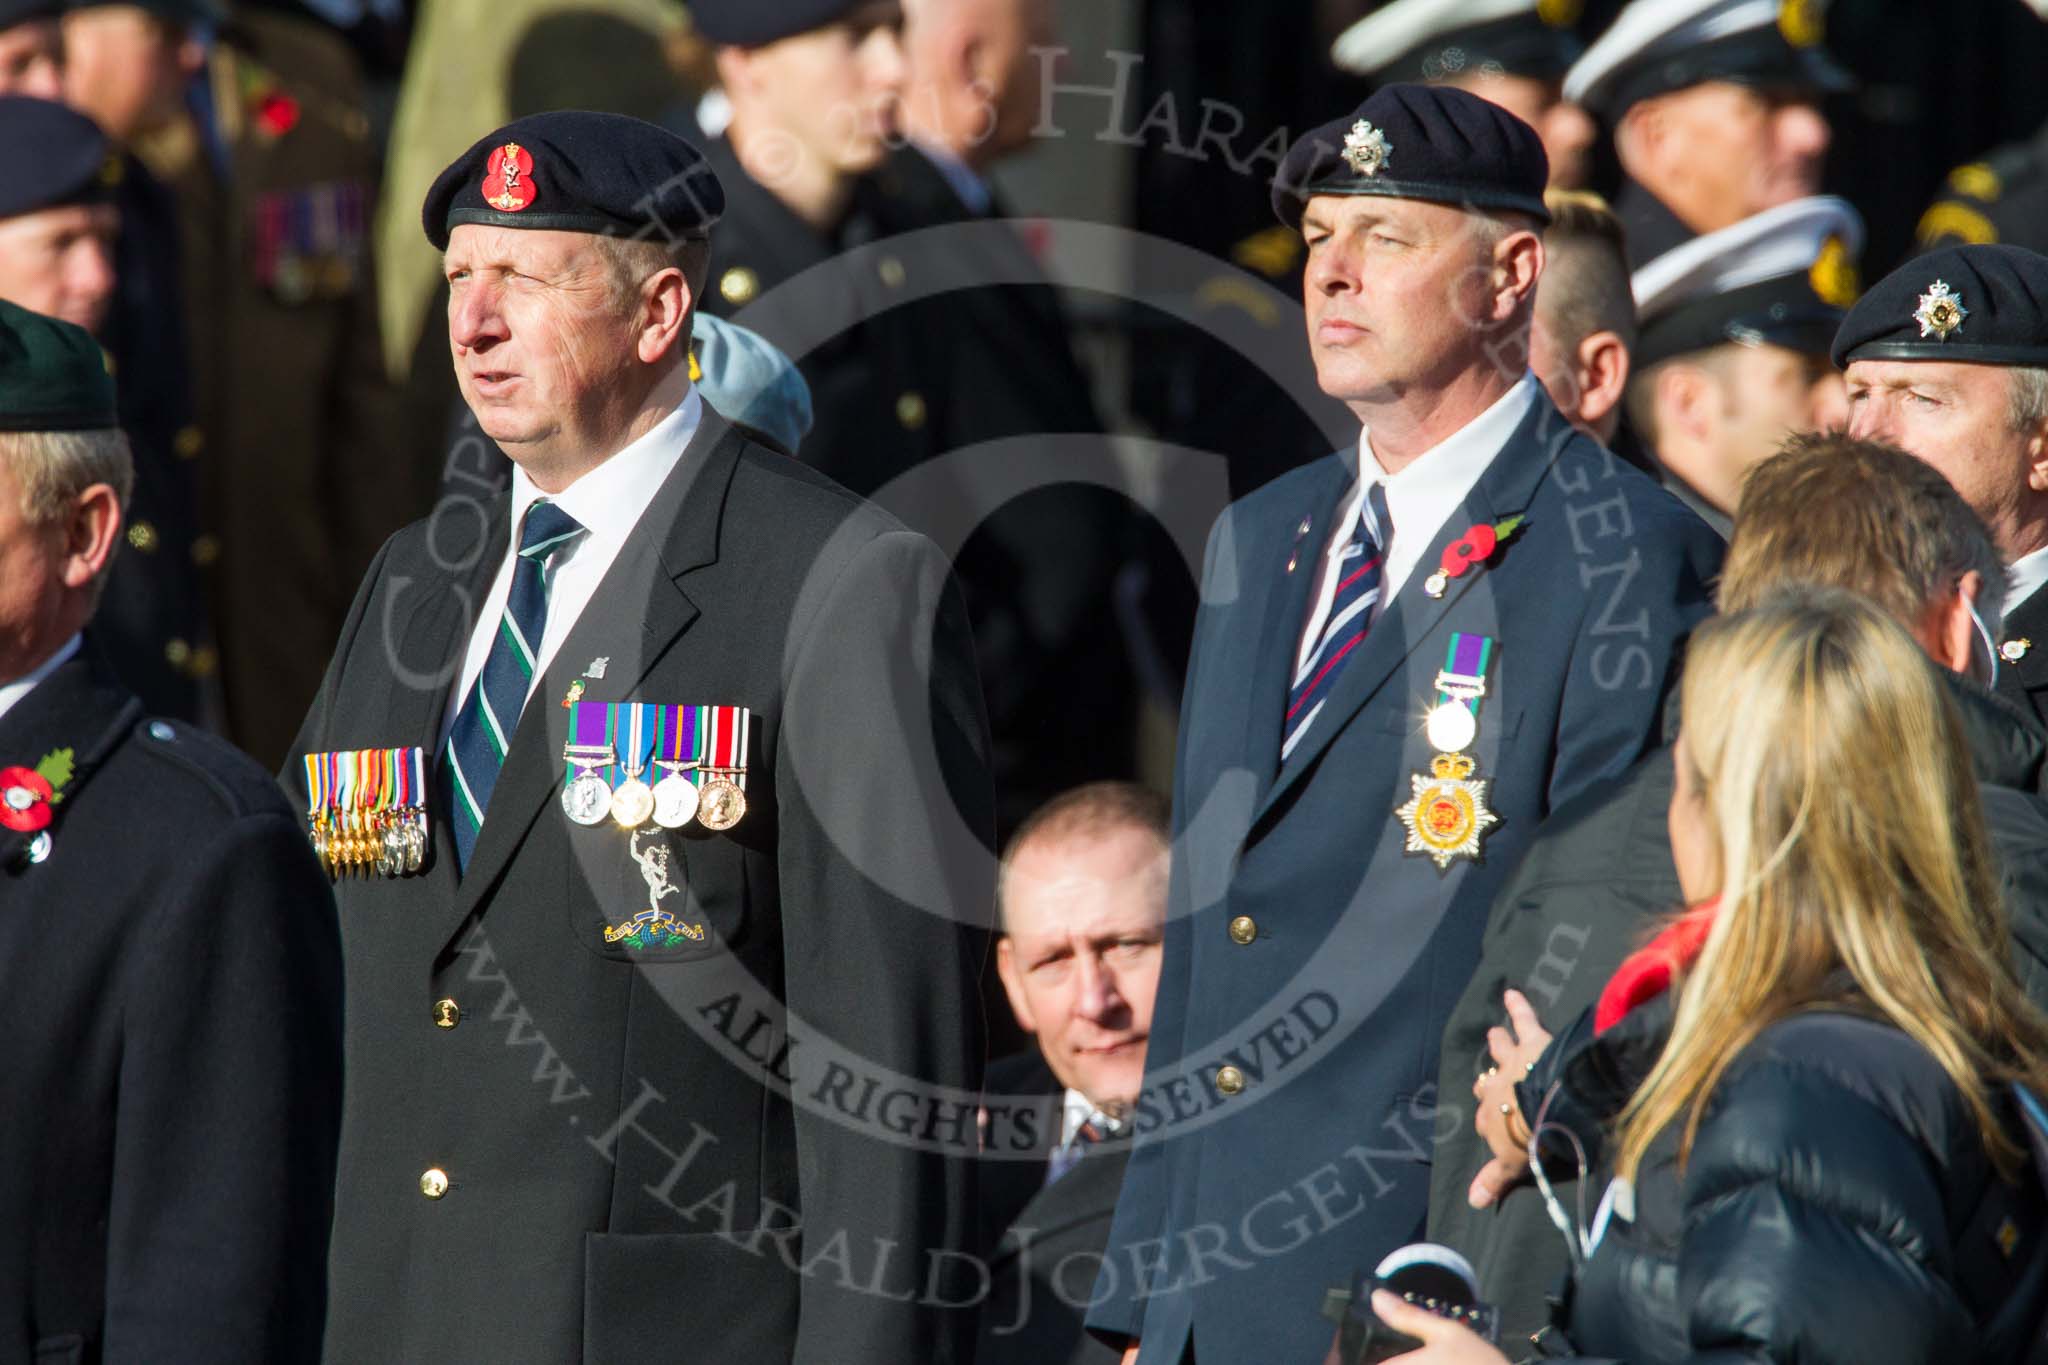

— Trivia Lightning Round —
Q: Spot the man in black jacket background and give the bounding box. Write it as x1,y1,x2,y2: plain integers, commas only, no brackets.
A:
1429,433,2048,1353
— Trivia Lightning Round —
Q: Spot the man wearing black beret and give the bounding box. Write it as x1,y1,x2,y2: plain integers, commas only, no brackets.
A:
1088,84,1721,1364
0,297,342,1364
0,95,212,728
1841,242,2048,730
291,109,993,1363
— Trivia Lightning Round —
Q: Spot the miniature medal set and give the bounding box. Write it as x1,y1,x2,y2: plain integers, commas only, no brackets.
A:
303,747,429,878
1395,632,1502,870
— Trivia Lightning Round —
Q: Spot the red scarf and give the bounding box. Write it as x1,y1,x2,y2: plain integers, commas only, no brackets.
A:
1594,901,1719,1034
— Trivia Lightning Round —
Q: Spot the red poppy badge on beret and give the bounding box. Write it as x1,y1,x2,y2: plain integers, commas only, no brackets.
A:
483,142,537,213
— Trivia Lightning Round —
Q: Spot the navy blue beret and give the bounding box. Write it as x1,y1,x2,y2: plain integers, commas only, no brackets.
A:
687,0,876,47
1272,83,1550,231
423,111,723,251
0,0,63,28
0,97,116,222
67,0,224,25
1831,244,2048,370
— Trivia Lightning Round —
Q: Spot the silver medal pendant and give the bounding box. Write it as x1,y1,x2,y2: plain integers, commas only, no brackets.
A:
563,771,614,826
1425,700,1478,754
611,777,655,829
652,774,700,829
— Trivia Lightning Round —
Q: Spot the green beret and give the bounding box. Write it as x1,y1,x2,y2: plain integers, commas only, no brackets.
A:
0,299,118,432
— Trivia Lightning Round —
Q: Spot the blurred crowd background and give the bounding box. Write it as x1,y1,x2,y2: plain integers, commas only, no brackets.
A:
12,0,2048,821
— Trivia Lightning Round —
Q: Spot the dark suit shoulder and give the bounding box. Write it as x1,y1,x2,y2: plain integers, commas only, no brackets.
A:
1917,134,2048,250
726,436,918,546
111,716,308,829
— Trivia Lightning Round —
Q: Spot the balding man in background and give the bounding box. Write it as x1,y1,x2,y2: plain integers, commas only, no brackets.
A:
980,781,1168,1365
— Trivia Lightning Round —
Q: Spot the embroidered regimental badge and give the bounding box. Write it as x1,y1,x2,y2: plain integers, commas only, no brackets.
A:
483,142,536,213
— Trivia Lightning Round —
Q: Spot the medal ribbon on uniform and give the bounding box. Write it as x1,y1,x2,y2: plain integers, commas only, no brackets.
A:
301,746,429,879
1397,633,1502,870
1425,632,1493,754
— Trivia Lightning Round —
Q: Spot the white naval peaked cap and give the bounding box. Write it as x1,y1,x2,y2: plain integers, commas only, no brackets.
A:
1563,0,1843,115
1631,194,1861,317
1333,0,1568,77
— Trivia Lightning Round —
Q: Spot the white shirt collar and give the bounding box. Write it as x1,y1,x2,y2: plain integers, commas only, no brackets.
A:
912,139,993,217
1058,1087,1097,1149
508,385,703,549
0,633,81,729
1358,373,1537,506
2008,543,2048,620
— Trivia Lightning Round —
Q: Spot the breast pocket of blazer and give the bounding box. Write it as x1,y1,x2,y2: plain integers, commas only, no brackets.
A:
567,825,750,963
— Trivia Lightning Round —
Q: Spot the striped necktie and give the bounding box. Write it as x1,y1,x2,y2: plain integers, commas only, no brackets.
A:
1283,482,1391,762
444,499,586,870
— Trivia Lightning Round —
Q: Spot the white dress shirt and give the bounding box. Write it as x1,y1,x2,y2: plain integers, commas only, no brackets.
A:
2008,543,2048,620
1294,375,1539,677
0,633,81,728
441,387,703,743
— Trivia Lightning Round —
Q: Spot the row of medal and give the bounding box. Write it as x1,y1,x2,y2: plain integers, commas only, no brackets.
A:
561,702,751,833
303,746,430,878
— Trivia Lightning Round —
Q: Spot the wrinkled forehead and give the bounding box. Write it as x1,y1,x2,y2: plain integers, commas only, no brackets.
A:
443,222,610,272
1844,357,2013,395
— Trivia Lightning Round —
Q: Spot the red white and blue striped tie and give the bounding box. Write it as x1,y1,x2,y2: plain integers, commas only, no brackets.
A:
443,499,586,870
1283,482,1391,761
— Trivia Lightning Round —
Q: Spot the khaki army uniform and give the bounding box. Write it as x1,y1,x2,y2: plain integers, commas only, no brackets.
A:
138,8,422,767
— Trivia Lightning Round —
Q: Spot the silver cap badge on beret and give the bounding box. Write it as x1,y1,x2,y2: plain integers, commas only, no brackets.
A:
1342,120,1391,177
1913,280,1969,340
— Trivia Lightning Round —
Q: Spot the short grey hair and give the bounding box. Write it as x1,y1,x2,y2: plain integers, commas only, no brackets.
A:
2008,366,2048,432
590,233,712,316
0,427,134,600
0,427,133,525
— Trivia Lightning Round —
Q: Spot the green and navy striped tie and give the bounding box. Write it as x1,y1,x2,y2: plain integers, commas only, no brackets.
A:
443,499,585,870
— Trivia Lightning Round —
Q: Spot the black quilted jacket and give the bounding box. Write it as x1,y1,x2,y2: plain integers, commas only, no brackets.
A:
1521,995,2048,1364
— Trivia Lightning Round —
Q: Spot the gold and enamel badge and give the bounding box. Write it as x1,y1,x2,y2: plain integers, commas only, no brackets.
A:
1396,633,1502,870
1396,753,1499,870
1914,280,1969,340
1342,120,1391,178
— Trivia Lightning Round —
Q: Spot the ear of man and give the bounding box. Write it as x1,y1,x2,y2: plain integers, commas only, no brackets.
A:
61,481,122,591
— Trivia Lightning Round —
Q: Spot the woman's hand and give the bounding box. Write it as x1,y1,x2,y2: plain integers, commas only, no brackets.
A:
1468,989,1553,1209
1374,1290,1514,1364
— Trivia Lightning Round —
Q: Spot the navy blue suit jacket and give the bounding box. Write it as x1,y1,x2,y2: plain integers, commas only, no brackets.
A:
1088,392,1723,1363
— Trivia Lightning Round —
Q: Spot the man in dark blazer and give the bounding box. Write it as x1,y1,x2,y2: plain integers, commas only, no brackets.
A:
1839,243,2048,732
289,112,993,1363
1087,85,1722,1364
0,299,341,1362
978,782,1169,1365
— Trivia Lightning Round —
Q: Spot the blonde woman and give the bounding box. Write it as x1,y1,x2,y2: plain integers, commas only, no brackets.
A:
1381,587,2048,1364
